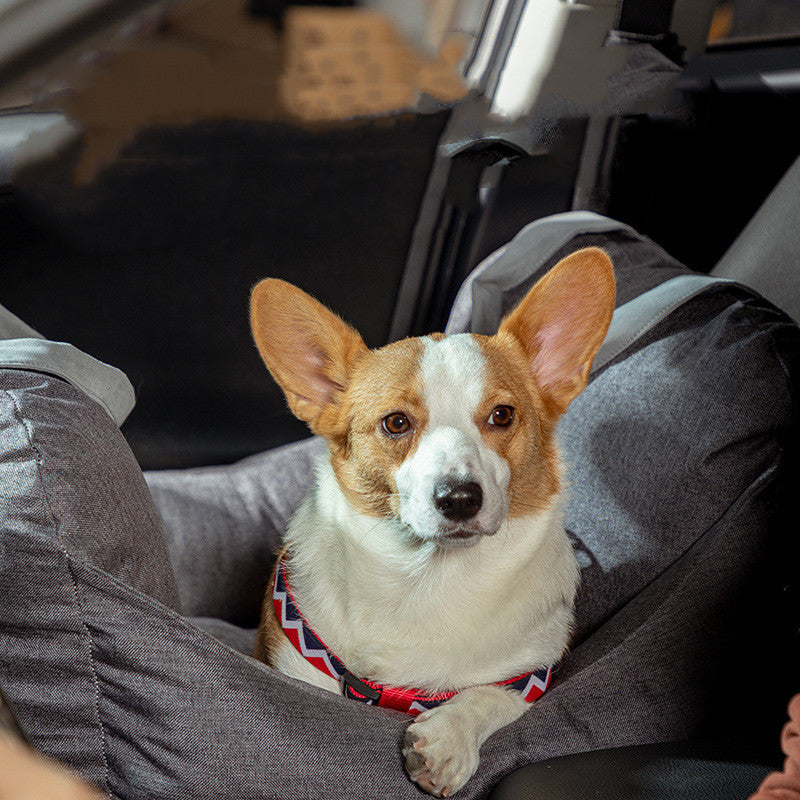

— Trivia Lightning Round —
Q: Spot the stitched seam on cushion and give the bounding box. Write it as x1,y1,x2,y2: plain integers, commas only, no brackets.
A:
738,299,799,433
71,553,259,659
67,555,299,699
592,284,748,379
592,281,730,376
5,387,112,794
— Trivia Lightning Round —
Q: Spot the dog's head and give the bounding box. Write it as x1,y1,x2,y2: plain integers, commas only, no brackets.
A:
251,248,615,549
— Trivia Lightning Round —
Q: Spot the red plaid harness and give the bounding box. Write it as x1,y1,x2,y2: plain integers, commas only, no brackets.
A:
272,556,553,716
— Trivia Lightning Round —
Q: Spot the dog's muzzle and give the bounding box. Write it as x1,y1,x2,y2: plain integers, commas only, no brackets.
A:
395,425,510,546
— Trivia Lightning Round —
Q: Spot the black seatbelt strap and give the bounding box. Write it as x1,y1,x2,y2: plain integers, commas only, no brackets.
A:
614,0,676,39
610,0,683,62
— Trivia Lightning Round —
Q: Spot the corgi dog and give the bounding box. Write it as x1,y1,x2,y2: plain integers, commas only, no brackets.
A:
250,248,615,797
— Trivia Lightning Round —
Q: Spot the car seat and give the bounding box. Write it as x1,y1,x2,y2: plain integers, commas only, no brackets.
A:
0,204,798,799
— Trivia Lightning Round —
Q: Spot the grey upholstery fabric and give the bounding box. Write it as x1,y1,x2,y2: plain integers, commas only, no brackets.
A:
146,438,323,628
0,214,798,799
0,370,179,792
0,339,136,426
446,213,636,334
713,154,800,325
592,274,737,371
447,212,691,335
0,301,44,339
0,301,135,426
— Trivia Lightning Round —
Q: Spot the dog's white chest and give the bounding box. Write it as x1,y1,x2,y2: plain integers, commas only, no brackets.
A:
283,468,578,693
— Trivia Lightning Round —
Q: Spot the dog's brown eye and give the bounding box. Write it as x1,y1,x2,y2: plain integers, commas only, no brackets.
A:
382,412,411,436
488,405,514,427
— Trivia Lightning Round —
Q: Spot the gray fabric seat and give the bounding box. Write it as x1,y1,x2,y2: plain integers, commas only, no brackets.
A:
712,153,800,325
1,212,798,799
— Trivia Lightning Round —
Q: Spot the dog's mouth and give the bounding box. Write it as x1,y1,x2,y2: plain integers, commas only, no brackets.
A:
396,489,506,549
439,530,481,549
448,528,479,538
436,522,499,549
399,519,494,550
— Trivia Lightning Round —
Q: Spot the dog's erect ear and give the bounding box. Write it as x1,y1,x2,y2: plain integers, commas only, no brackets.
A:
250,279,367,429
497,247,615,417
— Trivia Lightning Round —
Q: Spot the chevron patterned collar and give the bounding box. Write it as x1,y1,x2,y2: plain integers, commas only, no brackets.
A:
272,555,553,716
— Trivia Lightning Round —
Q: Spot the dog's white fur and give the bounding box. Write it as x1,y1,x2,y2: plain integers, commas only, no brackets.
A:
250,248,615,797
283,455,578,693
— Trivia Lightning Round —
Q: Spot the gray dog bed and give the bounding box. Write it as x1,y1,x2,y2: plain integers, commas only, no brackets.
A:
1,212,797,799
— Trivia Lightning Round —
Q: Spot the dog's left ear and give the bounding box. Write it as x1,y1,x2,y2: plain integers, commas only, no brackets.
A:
497,247,615,417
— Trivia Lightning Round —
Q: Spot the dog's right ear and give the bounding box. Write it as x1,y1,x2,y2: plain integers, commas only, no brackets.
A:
250,279,367,429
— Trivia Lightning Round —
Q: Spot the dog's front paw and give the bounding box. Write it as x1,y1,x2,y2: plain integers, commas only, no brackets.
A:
403,708,480,797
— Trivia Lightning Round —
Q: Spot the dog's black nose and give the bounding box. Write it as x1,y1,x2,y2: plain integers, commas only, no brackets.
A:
433,479,483,521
